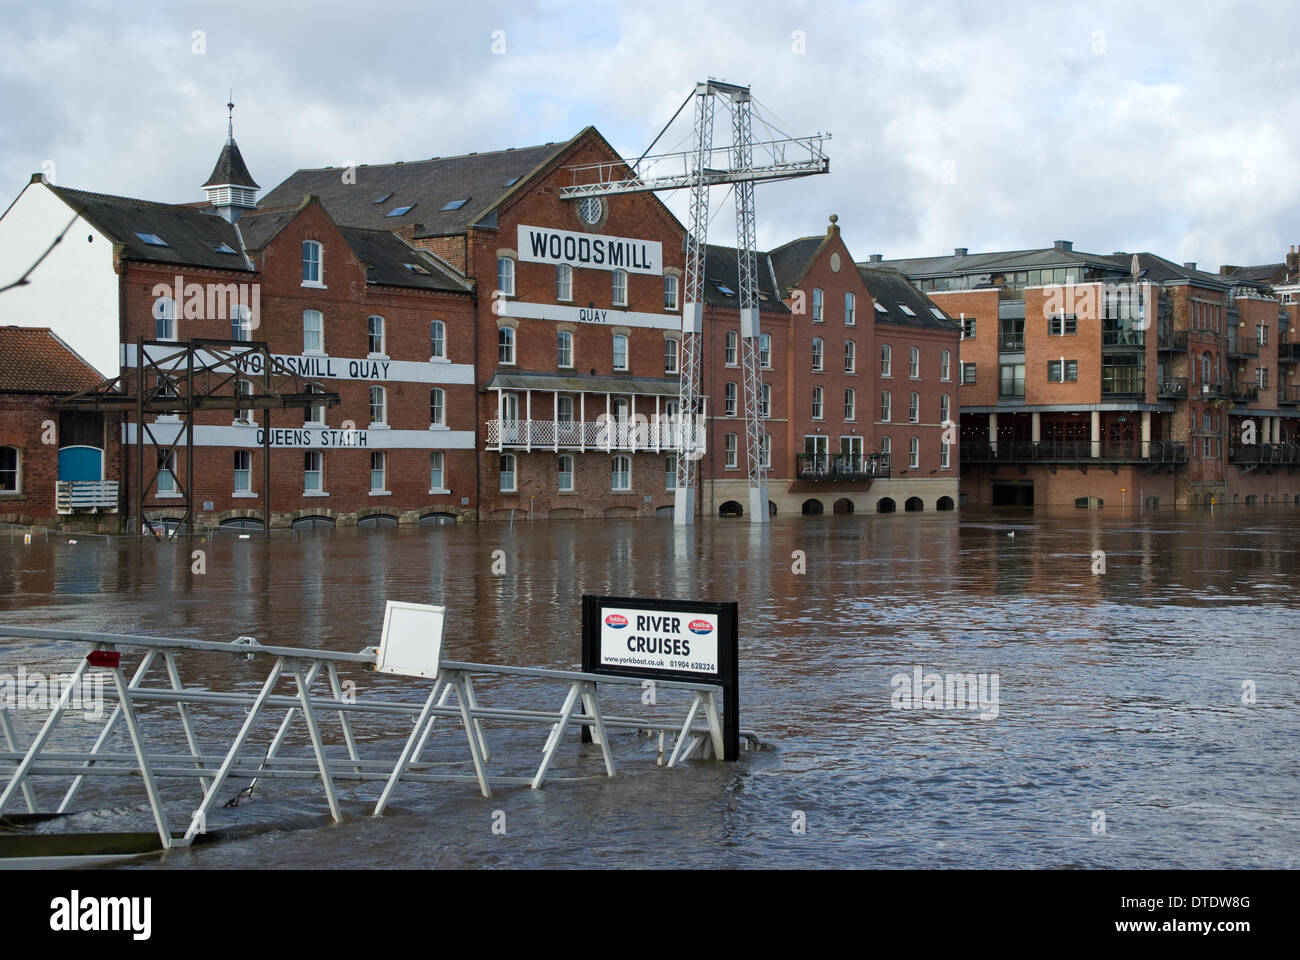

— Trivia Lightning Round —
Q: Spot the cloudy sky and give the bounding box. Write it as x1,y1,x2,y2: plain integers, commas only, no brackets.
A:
2,0,1298,268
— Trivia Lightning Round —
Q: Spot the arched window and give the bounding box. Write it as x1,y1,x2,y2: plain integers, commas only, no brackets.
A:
611,455,632,491
430,388,445,426
557,263,573,302
845,291,856,326
498,326,515,365
430,320,445,359
558,454,574,492
0,446,19,492
759,333,771,368
368,315,386,356
881,343,892,376
612,269,628,307
304,451,323,493
302,240,322,285
812,287,824,321
497,257,515,296
369,385,387,426
665,337,679,375
557,395,574,423
499,453,517,492
613,334,628,371
430,452,445,491
812,337,824,371
664,274,679,311
153,296,177,341
557,330,573,368
725,330,738,365
1201,352,1212,383
844,339,855,373
303,310,323,352
725,381,737,416
233,450,251,494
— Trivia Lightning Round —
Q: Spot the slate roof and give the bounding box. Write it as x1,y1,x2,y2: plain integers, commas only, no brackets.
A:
876,245,1124,278
1220,263,1286,285
337,227,470,293
700,244,790,312
1095,252,1256,290
485,372,681,396
857,265,960,331
767,235,826,293
48,184,253,272
258,136,576,238
202,138,259,189
0,326,106,393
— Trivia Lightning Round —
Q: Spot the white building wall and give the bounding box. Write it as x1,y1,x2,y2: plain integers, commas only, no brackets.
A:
0,179,120,377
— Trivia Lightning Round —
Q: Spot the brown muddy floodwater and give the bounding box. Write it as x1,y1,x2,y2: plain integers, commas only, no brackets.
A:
0,506,1297,868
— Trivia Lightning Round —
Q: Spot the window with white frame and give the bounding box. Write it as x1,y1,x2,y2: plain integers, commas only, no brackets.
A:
498,326,515,365
370,452,387,493
430,388,445,426
302,241,322,285
304,451,323,493
845,291,856,326
881,343,892,377
844,340,855,373
812,385,823,420
909,436,920,469
305,384,326,425
812,337,824,371
369,385,387,425
909,346,920,378
665,337,679,375
157,450,176,494
233,450,251,494
940,393,951,422
235,379,253,424
154,297,177,341
940,349,951,381
557,330,573,368
909,392,919,423
664,455,677,490
430,320,445,359
961,363,976,384
940,440,950,469
557,395,574,422
612,269,628,307
759,333,771,368
0,446,19,492
881,390,892,422
845,388,855,421
368,315,386,356
303,310,323,353
557,264,572,302
497,256,515,296
611,455,631,491
761,383,771,418
231,303,251,341
724,433,738,468
430,452,445,491
725,330,738,365
725,381,737,417
759,433,771,468
1258,366,1269,389
499,454,517,492
613,334,629,370
881,436,891,459
813,287,824,322
558,454,574,492
664,274,679,311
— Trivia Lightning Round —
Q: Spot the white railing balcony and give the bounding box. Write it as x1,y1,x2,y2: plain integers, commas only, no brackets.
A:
487,418,707,454
56,481,120,514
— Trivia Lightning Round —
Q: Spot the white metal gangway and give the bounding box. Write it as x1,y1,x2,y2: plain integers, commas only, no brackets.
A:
558,81,830,525
0,607,753,852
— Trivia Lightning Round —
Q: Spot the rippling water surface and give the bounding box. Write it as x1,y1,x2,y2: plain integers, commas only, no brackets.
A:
1,507,1297,869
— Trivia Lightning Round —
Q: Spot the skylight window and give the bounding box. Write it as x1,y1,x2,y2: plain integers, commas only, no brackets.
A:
898,304,917,317
503,177,520,187
135,232,168,247
374,193,393,204
874,301,890,314
208,240,238,254
404,263,431,275
713,281,736,296
930,307,947,320
386,205,415,217
440,198,470,211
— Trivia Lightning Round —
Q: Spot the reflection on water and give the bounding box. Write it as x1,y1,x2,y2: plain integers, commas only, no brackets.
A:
0,507,1297,868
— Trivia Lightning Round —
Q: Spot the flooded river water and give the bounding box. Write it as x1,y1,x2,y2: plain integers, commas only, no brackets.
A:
1,506,1297,868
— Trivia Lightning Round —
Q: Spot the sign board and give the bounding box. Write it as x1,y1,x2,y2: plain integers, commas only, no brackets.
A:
518,225,663,276
375,601,446,680
582,594,738,760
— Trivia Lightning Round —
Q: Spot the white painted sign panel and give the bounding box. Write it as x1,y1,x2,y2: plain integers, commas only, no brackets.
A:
123,423,475,450
499,300,680,331
517,225,662,276
597,606,719,675
121,345,474,386
375,601,446,680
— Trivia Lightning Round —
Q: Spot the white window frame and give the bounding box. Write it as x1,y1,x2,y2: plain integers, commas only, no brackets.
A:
940,349,951,381
812,287,824,322
557,263,573,302
664,274,679,311
612,269,628,307
725,381,737,417
430,388,445,427
430,451,447,493
909,392,919,423
498,326,515,365
302,240,323,287
368,315,386,357
725,330,738,366
761,383,771,419
844,340,855,374
370,385,387,427
303,310,324,354
909,346,920,379
430,320,446,360
557,330,574,368
499,453,517,492
497,257,516,297
304,451,324,494
233,450,252,495
0,445,20,494
154,297,177,341
665,337,679,375
558,454,574,492
845,291,856,326
909,436,920,469
370,451,388,495
881,343,892,377
157,450,177,495
724,433,738,469
844,387,856,421
881,390,892,422
613,333,629,371
665,455,676,490
759,333,771,368
812,337,824,371
812,385,824,420
611,455,632,491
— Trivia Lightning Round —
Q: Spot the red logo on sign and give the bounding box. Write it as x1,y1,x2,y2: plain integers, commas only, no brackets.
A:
605,614,628,629
688,619,713,636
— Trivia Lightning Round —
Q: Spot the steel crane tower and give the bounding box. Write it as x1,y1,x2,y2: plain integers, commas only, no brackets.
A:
558,81,829,524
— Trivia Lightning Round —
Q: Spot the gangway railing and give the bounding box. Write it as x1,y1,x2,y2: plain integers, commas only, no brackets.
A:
0,608,753,853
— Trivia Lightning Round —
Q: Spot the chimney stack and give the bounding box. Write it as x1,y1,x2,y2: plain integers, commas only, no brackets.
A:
869,254,883,263
1183,262,1197,271
1053,240,1073,252
954,247,968,257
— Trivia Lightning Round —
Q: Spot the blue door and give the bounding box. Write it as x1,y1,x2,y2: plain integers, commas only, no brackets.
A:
58,446,103,482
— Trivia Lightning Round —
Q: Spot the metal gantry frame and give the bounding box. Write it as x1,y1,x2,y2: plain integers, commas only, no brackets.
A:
0,627,754,852
557,81,829,523
57,338,339,539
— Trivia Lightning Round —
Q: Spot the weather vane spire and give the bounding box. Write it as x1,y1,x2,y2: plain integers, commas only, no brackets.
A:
227,90,235,142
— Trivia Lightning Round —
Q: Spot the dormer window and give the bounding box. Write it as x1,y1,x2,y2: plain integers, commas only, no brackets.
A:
136,232,168,247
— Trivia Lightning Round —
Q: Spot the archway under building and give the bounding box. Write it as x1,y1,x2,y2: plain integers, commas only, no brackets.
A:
292,516,335,531
992,481,1034,507
936,496,955,511
419,513,457,526
218,517,264,533
833,498,854,515
357,514,398,528
801,499,824,515
719,500,744,518
876,498,896,513
904,497,924,512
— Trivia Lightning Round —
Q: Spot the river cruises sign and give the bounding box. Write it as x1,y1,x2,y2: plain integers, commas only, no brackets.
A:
518,225,663,275
581,594,739,760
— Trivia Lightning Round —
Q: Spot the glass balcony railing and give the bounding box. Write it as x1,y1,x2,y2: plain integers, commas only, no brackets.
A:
796,453,891,481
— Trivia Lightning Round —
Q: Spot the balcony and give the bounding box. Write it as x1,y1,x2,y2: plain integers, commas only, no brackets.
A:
1102,329,1146,348
1228,443,1300,465
1227,336,1259,358
999,335,1025,352
1157,378,1188,398
1194,381,1227,399
1229,382,1260,403
959,440,1187,465
1279,386,1300,406
1276,343,1300,364
1157,329,1189,352
796,453,891,482
486,418,705,453
55,481,119,514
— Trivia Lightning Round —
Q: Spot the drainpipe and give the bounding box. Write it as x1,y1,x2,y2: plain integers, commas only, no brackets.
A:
117,260,128,534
